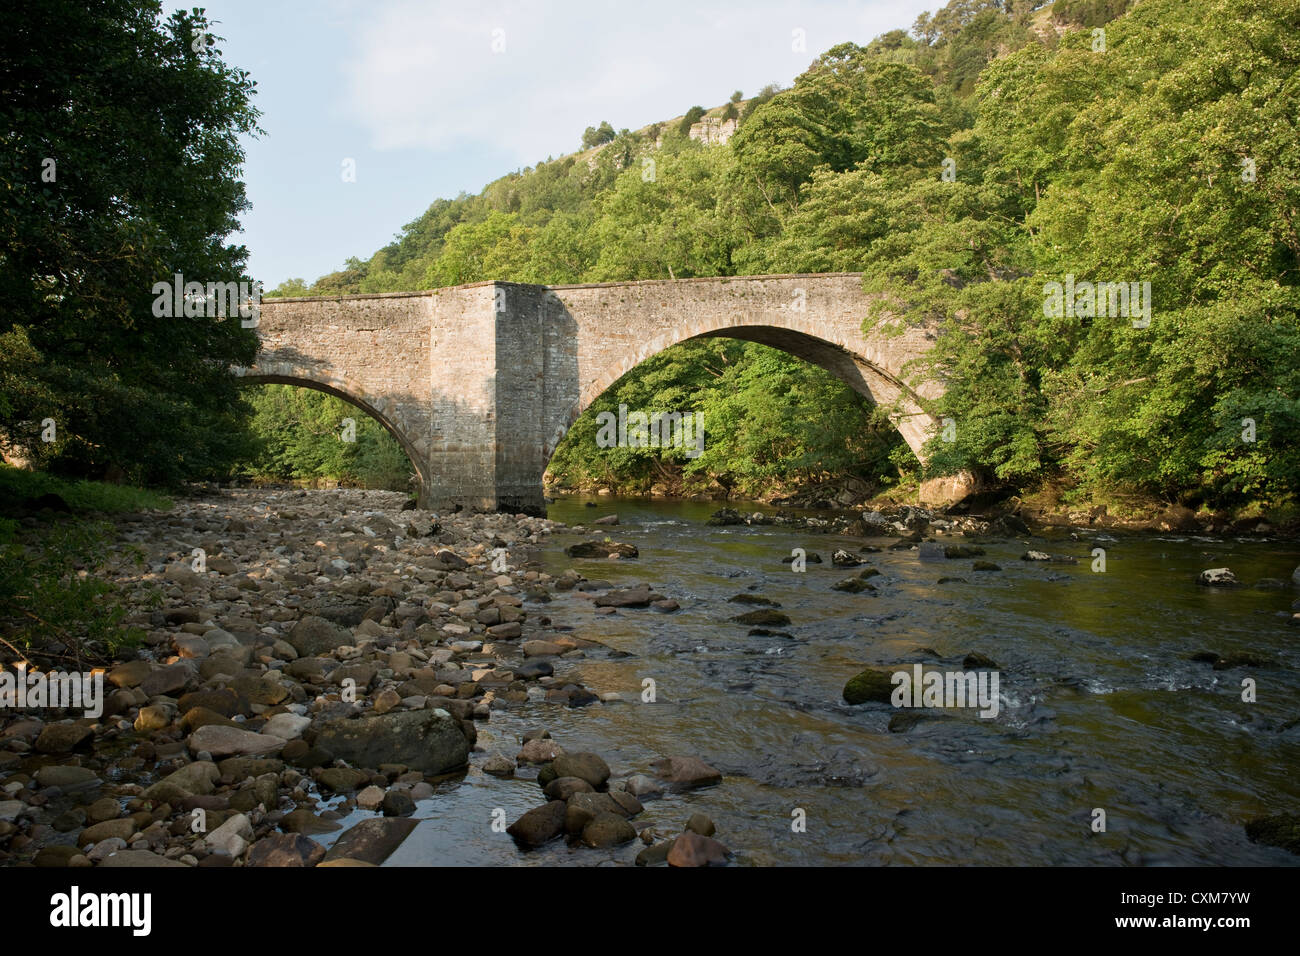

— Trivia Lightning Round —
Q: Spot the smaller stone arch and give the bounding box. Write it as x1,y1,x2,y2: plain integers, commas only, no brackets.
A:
235,371,427,499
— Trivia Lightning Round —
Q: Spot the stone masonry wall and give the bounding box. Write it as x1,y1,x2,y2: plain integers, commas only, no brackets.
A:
250,273,952,514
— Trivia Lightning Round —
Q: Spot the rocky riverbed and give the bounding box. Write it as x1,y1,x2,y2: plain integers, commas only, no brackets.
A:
5,488,1299,868
0,489,729,867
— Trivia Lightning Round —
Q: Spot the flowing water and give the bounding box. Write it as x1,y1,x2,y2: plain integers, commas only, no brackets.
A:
360,497,1300,866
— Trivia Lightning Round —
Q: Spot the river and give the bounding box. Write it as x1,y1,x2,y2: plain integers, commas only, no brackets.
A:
329,496,1300,866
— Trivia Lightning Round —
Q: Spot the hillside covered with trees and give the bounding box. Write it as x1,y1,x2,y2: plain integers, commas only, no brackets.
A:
261,0,1298,515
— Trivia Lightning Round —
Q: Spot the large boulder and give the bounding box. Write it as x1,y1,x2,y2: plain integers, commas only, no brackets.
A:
552,752,611,789
843,668,896,705
286,615,352,656
506,800,566,847
34,723,93,754
311,710,468,774
667,830,731,867
247,833,326,867
187,725,286,758
581,812,636,848
322,818,418,865
593,586,655,608
144,761,220,803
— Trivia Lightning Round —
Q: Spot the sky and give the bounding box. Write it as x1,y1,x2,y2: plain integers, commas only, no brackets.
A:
202,0,942,289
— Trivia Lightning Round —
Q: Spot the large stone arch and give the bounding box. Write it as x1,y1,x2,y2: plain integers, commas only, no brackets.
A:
563,321,935,462
542,274,941,467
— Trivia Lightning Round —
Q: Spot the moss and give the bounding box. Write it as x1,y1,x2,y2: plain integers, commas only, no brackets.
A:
843,668,897,705
832,577,876,593
1244,814,1300,855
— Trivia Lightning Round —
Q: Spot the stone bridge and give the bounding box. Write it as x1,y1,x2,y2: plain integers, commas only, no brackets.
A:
239,273,963,513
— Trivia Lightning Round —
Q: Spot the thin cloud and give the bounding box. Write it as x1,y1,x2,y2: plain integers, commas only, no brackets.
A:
341,0,925,163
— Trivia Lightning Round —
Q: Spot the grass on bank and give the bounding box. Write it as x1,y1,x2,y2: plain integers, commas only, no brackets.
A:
0,466,165,666
0,464,172,514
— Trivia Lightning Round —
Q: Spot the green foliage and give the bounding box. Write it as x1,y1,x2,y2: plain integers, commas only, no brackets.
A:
0,471,160,664
0,518,150,664
0,465,172,513
546,341,910,497
582,121,616,149
678,106,707,136
0,0,262,488
265,278,310,298
861,0,1300,506
235,386,414,492
738,84,782,125
1052,0,1134,28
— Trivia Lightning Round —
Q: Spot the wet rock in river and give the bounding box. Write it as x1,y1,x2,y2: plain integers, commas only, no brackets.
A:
1244,813,1300,855
552,752,611,789
832,577,876,593
593,585,656,608
324,817,419,865
381,790,416,817
729,609,791,627
843,668,896,705
544,776,594,800
650,755,722,790
1197,567,1240,587
623,774,663,800
685,813,716,837
581,812,636,848
517,737,563,764
667,830,731,867
482,753,516,777
507,800,567,847
280,808,341,835
565,540,639,559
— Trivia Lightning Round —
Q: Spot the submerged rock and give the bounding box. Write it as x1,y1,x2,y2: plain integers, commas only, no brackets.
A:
729,609,791,627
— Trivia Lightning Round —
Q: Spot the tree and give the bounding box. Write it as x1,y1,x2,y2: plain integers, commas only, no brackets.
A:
581,121,616,149
0,0,262,486
678,106,706,136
